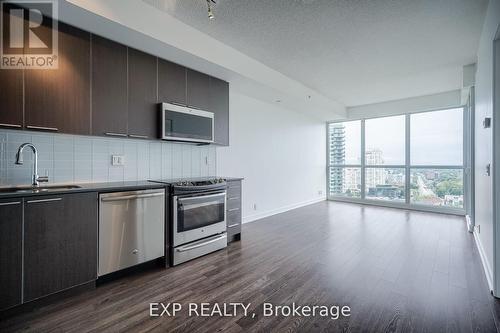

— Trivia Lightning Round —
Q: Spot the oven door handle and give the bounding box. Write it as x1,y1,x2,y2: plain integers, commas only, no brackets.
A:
175,234,227,252
177,192,226,202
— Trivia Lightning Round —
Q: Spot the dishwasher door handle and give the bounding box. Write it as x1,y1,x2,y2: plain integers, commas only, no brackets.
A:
100,192,164,202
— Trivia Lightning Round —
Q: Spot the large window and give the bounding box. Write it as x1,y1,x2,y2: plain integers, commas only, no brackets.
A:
409,108,464,208
327,108,467,213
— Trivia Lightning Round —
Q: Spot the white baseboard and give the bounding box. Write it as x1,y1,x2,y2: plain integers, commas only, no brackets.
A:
473,230,494,292
242,197,326,224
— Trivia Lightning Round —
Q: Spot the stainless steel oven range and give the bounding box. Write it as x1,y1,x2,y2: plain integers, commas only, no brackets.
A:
151,178,228,265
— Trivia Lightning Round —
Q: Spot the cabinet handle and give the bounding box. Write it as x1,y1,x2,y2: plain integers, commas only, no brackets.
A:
0,123,22,128
228,197,240,201
227,223,240,228
128,134,149,139
26,125,58,131
0,201,21,206
228,208,240,212
105,132,127,137
26,198,62,204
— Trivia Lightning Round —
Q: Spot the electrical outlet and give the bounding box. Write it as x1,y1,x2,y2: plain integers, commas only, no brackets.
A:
253,204,257,211
111,155,125,166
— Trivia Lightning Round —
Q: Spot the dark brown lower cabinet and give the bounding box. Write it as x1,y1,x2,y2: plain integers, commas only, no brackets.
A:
226,180,242,243
0,199,23,311
23,193,98,302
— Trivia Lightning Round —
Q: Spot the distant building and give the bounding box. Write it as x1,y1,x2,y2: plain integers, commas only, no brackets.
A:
344,167,361,196
329,124,345,194
444,195,463,208
365,149,385,189
424,170,439,180
367,184,404,200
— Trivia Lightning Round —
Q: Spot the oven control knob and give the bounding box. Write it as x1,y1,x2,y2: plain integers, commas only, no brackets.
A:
132,249,139,254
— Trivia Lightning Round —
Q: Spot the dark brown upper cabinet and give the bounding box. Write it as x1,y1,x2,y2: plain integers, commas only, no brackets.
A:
23,193,98,302
186,69,210,110
127,48,157,139
91,35,128,137
0,4,23,130
24,23,91,135
209,77,229,146
0,69,23,129
0,199,23,311
158,59,186,106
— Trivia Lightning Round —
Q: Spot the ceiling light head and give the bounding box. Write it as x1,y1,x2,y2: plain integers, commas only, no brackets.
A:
207,0,216,20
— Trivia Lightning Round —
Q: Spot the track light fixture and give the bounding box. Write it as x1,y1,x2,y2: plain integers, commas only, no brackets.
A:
207,0,216,20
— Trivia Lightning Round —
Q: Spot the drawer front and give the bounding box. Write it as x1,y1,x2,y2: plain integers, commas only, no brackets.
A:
226,181,241,198
227,195,241,210
227,208,241,235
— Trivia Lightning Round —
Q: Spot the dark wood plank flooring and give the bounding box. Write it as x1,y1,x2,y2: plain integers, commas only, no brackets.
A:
1,201,499,332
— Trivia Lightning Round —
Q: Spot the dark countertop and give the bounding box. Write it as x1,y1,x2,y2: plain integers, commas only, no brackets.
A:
0,177,243,199
0,181,166,199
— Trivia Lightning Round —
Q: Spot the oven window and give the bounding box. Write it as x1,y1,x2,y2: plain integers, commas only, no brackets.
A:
164,110,213,141
177,193,225,232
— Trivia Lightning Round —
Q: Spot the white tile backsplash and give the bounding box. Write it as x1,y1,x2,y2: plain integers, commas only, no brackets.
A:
0,129,217,186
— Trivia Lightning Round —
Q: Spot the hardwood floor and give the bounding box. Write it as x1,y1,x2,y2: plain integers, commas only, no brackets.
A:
1,201,499,332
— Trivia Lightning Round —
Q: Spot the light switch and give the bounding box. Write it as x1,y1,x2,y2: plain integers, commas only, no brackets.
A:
112,155,125,166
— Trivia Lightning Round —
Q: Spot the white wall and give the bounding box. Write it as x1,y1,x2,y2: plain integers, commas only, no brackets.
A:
217,92,327,223
474,0,500,292
346,90,461,119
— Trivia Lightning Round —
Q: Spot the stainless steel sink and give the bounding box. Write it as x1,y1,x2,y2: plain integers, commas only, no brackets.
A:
0,185,82,194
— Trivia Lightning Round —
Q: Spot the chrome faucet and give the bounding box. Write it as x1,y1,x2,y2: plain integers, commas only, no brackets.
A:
15,143,49,187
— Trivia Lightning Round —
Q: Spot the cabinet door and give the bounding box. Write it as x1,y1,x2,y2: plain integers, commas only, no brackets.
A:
0,69,23,129
25,23,91,135
186,69,210,110
128,48,157,139
209,77,229,146
0,199,23,311
91,35,128,137
24,193,98,302
158,59,186,105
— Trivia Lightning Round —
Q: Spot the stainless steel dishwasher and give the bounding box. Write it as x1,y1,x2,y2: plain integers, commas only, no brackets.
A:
98,188,165,276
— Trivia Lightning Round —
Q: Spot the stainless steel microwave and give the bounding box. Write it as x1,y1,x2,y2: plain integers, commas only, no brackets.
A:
161,102,214,144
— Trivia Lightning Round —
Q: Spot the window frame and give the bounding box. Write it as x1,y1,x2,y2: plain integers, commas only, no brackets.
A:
327,106,469,215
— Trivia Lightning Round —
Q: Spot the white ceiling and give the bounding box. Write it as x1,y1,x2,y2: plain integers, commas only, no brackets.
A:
143,0,488,107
